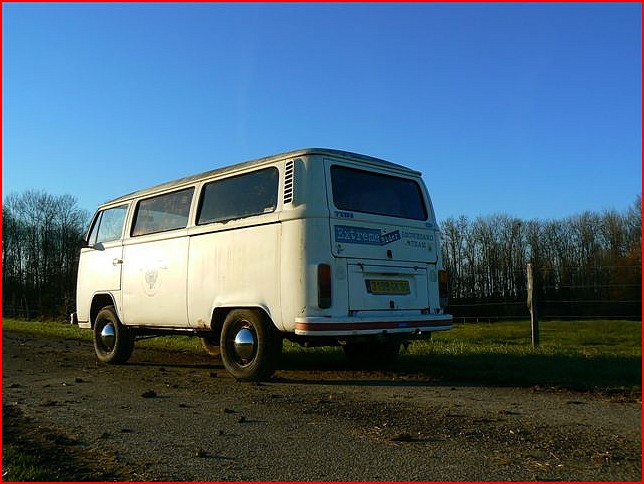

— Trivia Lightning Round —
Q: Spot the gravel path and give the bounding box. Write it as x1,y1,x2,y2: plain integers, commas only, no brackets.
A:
2,330,641,481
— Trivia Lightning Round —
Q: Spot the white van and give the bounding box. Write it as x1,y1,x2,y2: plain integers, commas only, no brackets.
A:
73,148,452,380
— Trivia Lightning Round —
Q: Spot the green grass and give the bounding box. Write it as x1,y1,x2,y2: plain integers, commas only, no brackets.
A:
425,319,641,359
1,318,202,352
3,318,90,340
1,445,62,482
402,320,642,391
3,318,641,392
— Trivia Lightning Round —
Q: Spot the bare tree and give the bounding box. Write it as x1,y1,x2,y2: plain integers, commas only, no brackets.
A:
2,190,89,320
440,194,641,320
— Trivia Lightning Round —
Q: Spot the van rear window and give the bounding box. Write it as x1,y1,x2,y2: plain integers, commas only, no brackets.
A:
197,167,278,225
331,166,427,220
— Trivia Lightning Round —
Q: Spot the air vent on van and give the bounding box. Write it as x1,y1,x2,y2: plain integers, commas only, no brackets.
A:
284,160,294,204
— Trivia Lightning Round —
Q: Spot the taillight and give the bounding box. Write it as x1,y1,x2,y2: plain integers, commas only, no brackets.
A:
438,270,449,309
318,263,332,309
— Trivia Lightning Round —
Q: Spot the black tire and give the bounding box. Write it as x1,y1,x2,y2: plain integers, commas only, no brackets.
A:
93,305,135,364
200,334,222,362
343,341,400,369
220,309,281,381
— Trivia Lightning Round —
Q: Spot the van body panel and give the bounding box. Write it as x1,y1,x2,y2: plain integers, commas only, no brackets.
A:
187,222,282,330
121,233,190,327
75,241,123,323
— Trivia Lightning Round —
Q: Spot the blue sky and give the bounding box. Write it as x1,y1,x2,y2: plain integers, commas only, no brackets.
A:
3,2,641,222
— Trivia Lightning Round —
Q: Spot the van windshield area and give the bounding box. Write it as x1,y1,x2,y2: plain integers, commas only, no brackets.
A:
331,165,427,221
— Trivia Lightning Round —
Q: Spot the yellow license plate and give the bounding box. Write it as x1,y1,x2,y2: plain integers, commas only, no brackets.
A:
366,279,411,295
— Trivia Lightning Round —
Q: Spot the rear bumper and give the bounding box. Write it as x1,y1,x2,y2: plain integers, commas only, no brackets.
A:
294,314,453,337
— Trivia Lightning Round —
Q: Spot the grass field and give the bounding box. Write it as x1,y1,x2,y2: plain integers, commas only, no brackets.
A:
1,444,55,482
410,320,641,391
2,318,641,392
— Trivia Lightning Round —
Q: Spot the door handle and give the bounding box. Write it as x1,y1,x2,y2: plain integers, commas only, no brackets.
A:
112,258,123,266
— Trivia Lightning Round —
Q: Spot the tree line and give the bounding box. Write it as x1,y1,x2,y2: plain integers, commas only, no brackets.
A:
1,190,641,321
441,195,642,320
2,190,89,320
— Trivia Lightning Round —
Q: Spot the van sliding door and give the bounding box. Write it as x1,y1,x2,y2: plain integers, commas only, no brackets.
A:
121,188,193,327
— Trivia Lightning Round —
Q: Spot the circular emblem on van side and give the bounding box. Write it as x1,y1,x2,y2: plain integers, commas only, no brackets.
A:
145,268,159,293
140,262,165,296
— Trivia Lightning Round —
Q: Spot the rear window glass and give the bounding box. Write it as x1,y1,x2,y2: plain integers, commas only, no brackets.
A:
132,188,194,237
331,165,427,220
197,168,278,225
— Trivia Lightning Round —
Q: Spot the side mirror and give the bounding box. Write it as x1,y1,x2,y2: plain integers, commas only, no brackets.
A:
83,241,105,251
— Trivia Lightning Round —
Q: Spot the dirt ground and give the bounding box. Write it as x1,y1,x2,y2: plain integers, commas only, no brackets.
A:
2,330,641,482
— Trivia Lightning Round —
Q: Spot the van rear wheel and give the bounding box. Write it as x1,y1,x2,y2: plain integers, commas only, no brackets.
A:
93,306,134,364
220,309,281,381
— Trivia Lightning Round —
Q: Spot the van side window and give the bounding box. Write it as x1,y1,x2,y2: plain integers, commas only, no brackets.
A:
132,188,194,237
197,167,278,225
88,205,128,245
331,165,428,221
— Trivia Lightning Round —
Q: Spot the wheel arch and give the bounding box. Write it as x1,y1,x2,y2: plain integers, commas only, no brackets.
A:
90,293,118,328
210,305,277,341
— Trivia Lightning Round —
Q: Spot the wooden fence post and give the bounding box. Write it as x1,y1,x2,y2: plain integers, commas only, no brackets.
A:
527,263,540,347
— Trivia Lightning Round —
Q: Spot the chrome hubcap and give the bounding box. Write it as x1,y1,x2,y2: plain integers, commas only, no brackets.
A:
100,323,116,351
233,326,256,362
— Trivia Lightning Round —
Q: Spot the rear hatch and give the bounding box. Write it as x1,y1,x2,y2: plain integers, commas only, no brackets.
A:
325,159,439,312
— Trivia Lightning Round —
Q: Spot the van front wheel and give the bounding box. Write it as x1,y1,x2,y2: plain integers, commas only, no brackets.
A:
93,306,134,364
220,309,280,381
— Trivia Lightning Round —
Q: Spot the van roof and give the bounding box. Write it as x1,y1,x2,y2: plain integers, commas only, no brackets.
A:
103,148,421,207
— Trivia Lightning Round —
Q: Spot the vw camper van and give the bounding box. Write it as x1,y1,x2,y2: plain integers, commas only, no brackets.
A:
73,149,452,380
